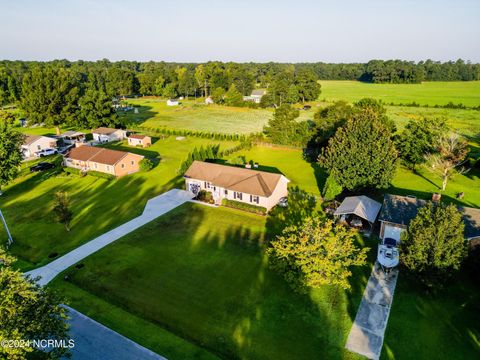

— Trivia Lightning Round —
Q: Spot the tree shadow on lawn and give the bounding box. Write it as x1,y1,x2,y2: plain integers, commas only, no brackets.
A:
119,105,157,126
381,271,480,360
64,204,367,360
6,169,183,269
311,162,328,195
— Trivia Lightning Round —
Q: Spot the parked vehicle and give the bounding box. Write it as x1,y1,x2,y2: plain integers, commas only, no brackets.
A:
34,148,58,157
30,162,56,172
278,197,288,207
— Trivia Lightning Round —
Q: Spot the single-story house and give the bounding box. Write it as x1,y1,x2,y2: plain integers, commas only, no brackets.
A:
21,135,58,158
59,131,86,146
167,99,179,106
92,127,127,143
243,89,266,104
64,146,144,177
184,161,289,211
379,194,480,241
127,134,152,148
334,195,382,229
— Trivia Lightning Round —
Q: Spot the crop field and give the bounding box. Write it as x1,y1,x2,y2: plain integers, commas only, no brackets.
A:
319,80,480,107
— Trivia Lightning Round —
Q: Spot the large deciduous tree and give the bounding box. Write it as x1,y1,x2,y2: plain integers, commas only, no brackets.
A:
294,67,321,103
0,112,24,195
53,192,73,232
263,104,311,147
400,202,467,287
0,250,70,359
21,66,80,135
427,133,469,191
319,109,398,190
268,217,368,292
396,118,447,169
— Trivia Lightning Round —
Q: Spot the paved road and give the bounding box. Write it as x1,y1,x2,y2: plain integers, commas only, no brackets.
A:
26,189,194,286
63,305,166,360
345,262,399,360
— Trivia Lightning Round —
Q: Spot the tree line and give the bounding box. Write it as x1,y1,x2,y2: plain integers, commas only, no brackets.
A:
1,58,479,108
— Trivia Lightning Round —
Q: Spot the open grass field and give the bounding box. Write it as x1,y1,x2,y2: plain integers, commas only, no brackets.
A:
50,203,372,360
121,98,275,134
2,136,239,269
320,80,480,107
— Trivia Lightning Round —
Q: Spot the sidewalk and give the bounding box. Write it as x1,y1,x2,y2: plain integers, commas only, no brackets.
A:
345,262,399,360
26,189,194,286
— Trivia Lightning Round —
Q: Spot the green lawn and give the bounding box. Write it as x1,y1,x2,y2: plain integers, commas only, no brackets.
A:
227,145,324,196
2,136,238,269
50,203,372,360
382,273,480,360
120,98,274,134
320,80,480,107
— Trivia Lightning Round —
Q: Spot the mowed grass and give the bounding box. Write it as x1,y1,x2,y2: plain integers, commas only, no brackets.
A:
227,145,324,196
381,273,480,360
51,203,372,360
2,136,238,269
320,80,480,107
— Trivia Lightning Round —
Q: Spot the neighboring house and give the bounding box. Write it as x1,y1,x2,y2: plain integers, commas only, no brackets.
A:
378,194,480,241
334,195,382,229
92,127,127,143
205,96,214,105
64,146,144,177
243,89,266,103
167,99,179,106
184,161,289,211
60,131,86,146
21,135,58,158
127,134,152,148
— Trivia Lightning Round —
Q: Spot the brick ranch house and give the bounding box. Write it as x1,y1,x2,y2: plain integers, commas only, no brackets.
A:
378,194,480,241
64,146,144,177
184,161,289,211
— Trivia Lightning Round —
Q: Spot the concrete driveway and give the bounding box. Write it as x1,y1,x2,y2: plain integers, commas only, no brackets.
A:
63,306,166,360
26,189,194,286
345,262,399,360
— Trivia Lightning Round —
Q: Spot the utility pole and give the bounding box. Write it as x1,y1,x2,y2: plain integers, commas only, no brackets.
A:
0,209,13,247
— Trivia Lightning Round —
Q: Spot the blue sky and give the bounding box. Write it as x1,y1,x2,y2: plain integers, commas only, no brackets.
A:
1,0,479,62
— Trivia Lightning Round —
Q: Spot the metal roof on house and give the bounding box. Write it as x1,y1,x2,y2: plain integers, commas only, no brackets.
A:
251,89,266,96
184,161,288,197
61,131,85,137
92,127,122,135
334,195,382,223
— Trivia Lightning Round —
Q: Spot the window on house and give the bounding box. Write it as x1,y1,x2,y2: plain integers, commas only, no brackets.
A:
252,195,260,204
121,164,125,169
106,166,110,171
224,189,228,195
37,145,41,150
131,161,134,165
234,192,242,200
94,163,98,169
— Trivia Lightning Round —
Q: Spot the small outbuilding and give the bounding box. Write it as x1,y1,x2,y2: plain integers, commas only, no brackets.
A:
167,99,179,106
127,134,152,148
334,195,382,229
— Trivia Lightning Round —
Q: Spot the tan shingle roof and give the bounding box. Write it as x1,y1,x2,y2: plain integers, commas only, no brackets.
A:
67,146,135,165
184,161,287,197
23,135,56,146
128,134,148,140
92,127,121,135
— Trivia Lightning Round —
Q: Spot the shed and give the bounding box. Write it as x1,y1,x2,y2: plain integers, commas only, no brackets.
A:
334,196,382,227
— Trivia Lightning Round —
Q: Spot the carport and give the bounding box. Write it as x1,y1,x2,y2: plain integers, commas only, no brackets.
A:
334,195,382,229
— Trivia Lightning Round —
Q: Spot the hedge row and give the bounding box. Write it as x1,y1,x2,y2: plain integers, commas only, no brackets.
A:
87,171,116,180
221,199,267,215
387,101,480,111
131,125,250,141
